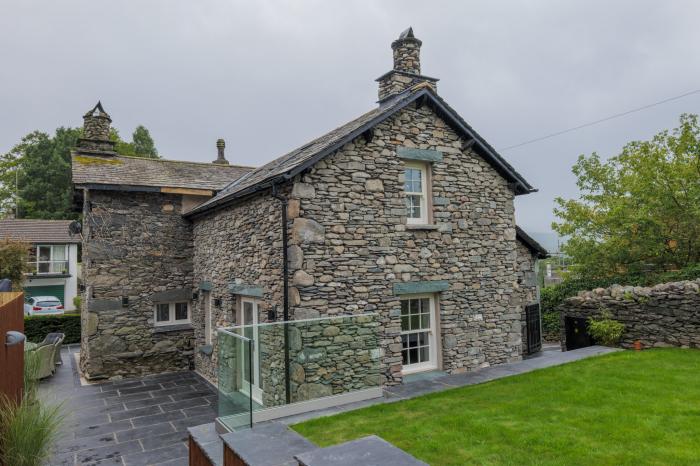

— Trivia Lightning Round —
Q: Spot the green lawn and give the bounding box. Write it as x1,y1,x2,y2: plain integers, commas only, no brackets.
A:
292,349,700,466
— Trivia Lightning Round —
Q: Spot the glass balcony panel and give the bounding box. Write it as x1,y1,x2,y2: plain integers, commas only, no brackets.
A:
217,313,381,429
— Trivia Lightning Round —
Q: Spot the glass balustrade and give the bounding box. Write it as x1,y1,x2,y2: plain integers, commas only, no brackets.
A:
217,313,381,431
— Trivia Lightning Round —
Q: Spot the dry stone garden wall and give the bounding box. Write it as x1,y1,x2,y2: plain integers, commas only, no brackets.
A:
559,279,700,349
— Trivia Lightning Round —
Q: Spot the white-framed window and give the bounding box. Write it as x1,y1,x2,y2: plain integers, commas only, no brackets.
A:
154,302,190,326
404,162,429,224
400,294,438,374
32,244,69,275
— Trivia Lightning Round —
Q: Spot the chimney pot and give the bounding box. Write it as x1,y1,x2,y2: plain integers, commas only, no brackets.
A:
213,138,229,165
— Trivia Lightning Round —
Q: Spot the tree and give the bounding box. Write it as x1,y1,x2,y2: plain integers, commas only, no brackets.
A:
553,113,700,279
0,239,29,288
131,125,158,158
0,124,159,219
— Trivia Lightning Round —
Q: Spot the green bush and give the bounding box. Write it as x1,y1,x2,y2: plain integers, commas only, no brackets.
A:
541,263,700,336
587,311,625,346
24,313,80,344
72,295,82,311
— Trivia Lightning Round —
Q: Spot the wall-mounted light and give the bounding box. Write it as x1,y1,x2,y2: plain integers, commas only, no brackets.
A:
213,298,222,308
121,296,129,307
267,305,277,321
192,291,199,301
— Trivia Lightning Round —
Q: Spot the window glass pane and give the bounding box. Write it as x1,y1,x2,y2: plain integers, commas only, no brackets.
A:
156,304,170,322
38,263,50,273
400,300,409,315
401,316,409,331
410,314,420,330
38,246,51,261
406,195,422,219
243,302,254,325
419,346,430,363
408,333,418,347
421,313,430,329
410,299,420,314
52,246,66,261
409,347,418,364
175,303,188,321
402,348,409,365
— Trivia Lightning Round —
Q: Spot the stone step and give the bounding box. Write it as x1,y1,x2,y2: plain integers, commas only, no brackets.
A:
221,421,317,466
294,435,427,466
188,422,224,466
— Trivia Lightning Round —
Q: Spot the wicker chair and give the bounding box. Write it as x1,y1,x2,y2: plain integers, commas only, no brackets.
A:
32,344,57,379
37,332,65,365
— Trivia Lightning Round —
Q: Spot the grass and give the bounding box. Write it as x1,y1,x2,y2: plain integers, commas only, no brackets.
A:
292,349,700,466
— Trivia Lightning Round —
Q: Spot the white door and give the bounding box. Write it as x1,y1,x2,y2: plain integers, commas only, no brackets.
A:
238,298,263,404
400,294,438,374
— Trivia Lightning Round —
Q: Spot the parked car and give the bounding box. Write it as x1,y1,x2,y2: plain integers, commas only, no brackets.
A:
24,296,64,316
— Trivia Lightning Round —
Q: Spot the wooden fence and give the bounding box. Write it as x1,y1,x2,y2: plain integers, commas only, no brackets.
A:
0,292,24,404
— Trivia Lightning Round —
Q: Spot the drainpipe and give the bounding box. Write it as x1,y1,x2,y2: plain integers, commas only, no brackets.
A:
272,184,292,404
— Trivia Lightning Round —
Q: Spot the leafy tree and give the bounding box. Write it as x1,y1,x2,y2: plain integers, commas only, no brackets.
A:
0,239,29,287
0,124,159,219
553,113,700,279
131,125,158,158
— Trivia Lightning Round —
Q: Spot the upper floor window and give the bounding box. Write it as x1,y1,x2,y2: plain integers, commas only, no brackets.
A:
404,162,429,224
30,245,68,275
154,302,190,326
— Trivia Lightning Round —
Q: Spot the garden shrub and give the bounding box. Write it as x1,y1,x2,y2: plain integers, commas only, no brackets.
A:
24,313,80,344
587,311,625,346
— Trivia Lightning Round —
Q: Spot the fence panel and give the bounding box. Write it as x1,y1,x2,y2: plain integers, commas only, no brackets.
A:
0,292,25,403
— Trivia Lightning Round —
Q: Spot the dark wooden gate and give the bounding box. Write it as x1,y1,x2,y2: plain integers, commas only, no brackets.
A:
525,303,542,354
565,316,595,350
1,292,25,404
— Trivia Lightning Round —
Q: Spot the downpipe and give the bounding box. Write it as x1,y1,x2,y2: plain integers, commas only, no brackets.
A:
272,184,292,404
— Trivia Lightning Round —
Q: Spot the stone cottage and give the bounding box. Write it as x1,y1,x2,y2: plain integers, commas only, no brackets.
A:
72,29,545,386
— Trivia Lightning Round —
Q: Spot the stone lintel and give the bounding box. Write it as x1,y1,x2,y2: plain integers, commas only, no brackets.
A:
393,280,449,295
151,288,192,303
87,298,122,313
229,283,264,297
199,281,213,291
152,323,194,333
396,147,443,162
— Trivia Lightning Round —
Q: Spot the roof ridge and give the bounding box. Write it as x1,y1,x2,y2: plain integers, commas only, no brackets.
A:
75,152,257,170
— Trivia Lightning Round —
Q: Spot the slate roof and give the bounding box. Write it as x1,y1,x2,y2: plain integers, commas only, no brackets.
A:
72,154,253,192
0,219,80,244
516,226,548,258
186,85,535,217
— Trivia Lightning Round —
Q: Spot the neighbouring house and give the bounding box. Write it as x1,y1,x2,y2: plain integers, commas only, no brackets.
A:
0,219,80,310
72,29,545,394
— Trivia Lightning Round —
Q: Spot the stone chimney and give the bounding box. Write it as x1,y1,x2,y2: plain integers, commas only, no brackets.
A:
376,28,438,102
213,139,229,165
76,101,117,155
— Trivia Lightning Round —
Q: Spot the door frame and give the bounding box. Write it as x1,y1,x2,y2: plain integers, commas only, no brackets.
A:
237,297,263,404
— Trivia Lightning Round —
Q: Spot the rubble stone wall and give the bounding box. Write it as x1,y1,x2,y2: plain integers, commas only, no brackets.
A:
80,190,194,380
514,240,539,354
559,279,700,349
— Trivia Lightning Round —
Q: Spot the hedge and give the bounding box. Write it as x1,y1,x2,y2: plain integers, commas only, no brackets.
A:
541,263,700,338
24,313,81,344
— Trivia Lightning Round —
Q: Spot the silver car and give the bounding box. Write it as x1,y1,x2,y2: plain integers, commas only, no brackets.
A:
24,296,65,316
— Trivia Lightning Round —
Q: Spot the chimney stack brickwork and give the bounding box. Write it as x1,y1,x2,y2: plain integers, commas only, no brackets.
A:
77,102,117,155
377,27,438,102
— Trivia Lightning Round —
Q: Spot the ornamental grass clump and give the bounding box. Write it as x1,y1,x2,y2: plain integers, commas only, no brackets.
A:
0,350,63,466
588,310,625,347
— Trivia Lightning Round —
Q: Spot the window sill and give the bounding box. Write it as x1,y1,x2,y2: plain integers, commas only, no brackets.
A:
153,323,193,333
406,224,439,231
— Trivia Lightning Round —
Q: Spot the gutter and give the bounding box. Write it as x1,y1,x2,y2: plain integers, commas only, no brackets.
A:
271,183,292,404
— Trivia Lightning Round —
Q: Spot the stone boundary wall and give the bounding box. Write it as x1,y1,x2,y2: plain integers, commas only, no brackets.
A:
559,279,700,349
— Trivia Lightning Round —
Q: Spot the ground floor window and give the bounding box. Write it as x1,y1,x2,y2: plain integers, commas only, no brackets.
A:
154,302,190,326
400,294,438,373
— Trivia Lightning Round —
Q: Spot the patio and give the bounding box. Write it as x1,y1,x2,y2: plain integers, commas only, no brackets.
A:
39,345,218,465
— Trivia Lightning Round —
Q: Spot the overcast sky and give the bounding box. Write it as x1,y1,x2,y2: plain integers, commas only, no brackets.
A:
2,0,699,236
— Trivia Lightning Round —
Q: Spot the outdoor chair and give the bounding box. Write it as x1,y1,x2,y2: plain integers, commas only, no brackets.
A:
32,344,56,379
37,332,65,365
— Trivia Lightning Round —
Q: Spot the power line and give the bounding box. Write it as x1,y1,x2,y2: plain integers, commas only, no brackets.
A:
499,88,700,151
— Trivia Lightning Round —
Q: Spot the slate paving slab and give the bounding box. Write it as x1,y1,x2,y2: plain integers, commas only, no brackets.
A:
295,435,427,466
41,345,219,465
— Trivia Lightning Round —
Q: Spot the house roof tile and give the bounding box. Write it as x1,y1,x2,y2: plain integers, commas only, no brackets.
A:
71,154,253,192
0,219,80,244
